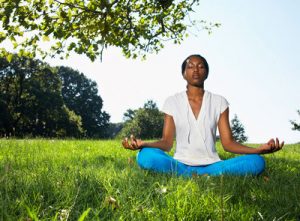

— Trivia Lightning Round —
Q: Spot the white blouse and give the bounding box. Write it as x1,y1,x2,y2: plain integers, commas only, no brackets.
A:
162,90,229,166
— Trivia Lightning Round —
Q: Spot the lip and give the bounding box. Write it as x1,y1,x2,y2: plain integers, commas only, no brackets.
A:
192,74,201,79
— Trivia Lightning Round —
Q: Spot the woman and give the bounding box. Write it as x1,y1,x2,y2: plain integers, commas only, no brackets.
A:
122,54,284,177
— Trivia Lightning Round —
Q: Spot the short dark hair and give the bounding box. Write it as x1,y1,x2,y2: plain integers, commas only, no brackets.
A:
181,54,209,76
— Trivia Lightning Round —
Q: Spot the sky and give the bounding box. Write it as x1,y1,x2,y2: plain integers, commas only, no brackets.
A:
3,0,300,143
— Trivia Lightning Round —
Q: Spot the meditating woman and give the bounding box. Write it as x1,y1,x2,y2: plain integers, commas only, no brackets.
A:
122,54,284,177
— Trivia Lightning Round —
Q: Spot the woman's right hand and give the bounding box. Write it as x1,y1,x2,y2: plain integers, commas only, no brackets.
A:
122,135,143,151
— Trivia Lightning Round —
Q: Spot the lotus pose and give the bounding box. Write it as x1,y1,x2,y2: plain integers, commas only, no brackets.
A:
122,54,284,177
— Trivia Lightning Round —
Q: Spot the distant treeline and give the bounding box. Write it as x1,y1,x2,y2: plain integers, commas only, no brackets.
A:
0,55,111,138
0,55,164,139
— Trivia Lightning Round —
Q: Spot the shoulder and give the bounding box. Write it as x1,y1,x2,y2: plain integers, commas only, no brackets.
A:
162,91,186,115
206,90,228,103
205,91,229,114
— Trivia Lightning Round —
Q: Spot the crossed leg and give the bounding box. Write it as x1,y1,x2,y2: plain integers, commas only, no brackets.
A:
137,147,265,177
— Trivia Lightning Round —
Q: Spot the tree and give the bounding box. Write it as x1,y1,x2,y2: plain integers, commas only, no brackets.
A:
123,108,136,122
290,110,300,131
118,100,164,139
0,0,220,61
58,66,110,138
230,114,248,143
0,55,83,137
106,122,124,139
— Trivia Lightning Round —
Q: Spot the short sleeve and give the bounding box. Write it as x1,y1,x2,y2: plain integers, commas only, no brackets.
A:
220,96,229,114
161,96,175,116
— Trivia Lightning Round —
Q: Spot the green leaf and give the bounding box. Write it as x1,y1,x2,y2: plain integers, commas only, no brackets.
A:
44,28,54,36
42,35,50,41
78,208,91,221
0,0,210,60
6,53,13,62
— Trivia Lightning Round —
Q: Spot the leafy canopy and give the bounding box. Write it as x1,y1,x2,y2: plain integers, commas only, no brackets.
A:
118,100,164,139
0,55,83,137
0,0,219,61
58,66,110,138
0,55,111,138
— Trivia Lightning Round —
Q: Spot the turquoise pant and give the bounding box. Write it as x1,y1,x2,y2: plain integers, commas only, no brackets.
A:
137,147,265,177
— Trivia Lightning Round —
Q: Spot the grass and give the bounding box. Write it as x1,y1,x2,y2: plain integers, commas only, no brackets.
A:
0,139,299,220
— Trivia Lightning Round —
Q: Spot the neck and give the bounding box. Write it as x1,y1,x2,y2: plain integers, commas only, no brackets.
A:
186,85,205,98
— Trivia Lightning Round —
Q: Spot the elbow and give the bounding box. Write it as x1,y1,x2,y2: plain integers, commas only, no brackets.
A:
221,139,235,152
164,143,173,152
222,143,230,152
223,147,231,153
164,148,170,152
164,140,173,152
160,137,173,152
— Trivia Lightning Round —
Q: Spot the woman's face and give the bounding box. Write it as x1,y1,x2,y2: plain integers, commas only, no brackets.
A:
184,56,208,87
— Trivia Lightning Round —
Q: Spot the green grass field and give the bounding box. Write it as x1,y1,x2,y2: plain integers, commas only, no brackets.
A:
0,139,299,220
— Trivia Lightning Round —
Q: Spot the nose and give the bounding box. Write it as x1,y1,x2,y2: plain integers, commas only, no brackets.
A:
193,65,200,72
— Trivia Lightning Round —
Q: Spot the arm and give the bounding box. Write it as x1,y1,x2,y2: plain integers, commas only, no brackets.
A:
122,114,175,152
218,108,284,154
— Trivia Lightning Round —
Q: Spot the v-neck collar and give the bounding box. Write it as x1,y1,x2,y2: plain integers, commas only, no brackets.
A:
185,90,206,122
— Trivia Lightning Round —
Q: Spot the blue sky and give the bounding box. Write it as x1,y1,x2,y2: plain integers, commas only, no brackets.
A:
4,0,300,143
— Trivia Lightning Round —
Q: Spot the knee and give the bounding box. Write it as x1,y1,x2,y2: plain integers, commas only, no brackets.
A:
250,154,265,174
136,147,163,169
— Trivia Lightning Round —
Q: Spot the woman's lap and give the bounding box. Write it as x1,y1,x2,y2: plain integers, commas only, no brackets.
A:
136,147,265,177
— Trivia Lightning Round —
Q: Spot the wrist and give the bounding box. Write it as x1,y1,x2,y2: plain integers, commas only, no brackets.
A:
254,146,266,154
140,140,146,148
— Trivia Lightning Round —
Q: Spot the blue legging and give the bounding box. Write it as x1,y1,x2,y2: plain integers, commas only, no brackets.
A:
137,148,265,177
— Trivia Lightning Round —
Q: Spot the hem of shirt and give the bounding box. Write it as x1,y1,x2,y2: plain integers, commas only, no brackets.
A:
174,157,222,166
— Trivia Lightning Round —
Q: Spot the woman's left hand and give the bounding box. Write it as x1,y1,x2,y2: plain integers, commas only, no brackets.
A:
122,135,143,151
257,138,284,154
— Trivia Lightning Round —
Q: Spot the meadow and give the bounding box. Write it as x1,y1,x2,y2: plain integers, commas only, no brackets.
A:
0,139,299,220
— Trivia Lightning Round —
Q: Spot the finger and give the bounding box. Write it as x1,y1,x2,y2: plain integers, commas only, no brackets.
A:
271,138,278,151
274,141,284,151
122,138,128,147
271,139,276,148
130,134,135,143
272,139,285,152
131,134,140,149
124,138,130,147
276,137,279,147
267,138,275,146
271,138,275,145
122,137,134,149
123,142,131,149
122,137,128,143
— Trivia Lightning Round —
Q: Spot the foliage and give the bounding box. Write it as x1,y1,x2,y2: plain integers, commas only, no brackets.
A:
0,55,110,138
58,66,110,138
118,100,164,139
106,122,124,139
0,139,299,220
0,0,221,61
290,110,300,131
230,114,248,143
0,55,83,137
123,108,136,122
